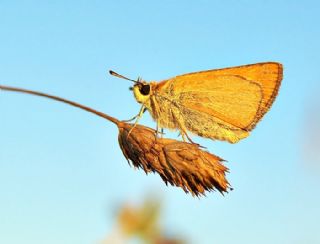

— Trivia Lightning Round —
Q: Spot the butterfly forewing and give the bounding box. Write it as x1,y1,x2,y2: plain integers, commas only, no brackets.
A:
153,62,282,143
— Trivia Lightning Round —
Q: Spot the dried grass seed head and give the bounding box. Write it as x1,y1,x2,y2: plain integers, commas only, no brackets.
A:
118,122,231,197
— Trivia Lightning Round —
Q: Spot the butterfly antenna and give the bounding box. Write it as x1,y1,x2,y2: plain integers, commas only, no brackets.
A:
109,70,137,83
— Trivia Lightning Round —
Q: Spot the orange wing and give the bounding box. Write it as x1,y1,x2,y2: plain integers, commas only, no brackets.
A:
155,62,282,131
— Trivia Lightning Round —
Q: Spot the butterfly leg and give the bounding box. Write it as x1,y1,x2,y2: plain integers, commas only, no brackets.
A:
180,131,186,142
155,122,159,139
122,107,147,122
171,110,198,145
155,123,165,140
122,115,137,122
179,129,204,147
180,129,192,143
127,105,146,138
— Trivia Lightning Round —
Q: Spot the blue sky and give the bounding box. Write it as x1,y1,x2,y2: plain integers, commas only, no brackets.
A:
0,1,320,243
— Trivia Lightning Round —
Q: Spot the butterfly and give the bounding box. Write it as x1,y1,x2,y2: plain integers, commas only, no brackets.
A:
110,62,283,143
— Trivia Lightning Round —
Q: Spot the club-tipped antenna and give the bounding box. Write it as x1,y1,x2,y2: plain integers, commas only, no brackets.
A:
109,70,137,83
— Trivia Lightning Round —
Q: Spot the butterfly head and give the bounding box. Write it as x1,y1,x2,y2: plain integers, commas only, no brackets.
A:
130,79,151,104
109,70,152,105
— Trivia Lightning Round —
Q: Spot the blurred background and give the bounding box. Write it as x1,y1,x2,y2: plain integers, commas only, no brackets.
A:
0,1,319,243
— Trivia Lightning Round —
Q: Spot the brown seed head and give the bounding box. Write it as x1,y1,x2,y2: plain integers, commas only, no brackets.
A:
0,85,231,197
117,122,231,197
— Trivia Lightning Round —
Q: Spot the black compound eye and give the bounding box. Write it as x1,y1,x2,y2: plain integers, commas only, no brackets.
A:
140,84,150,95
